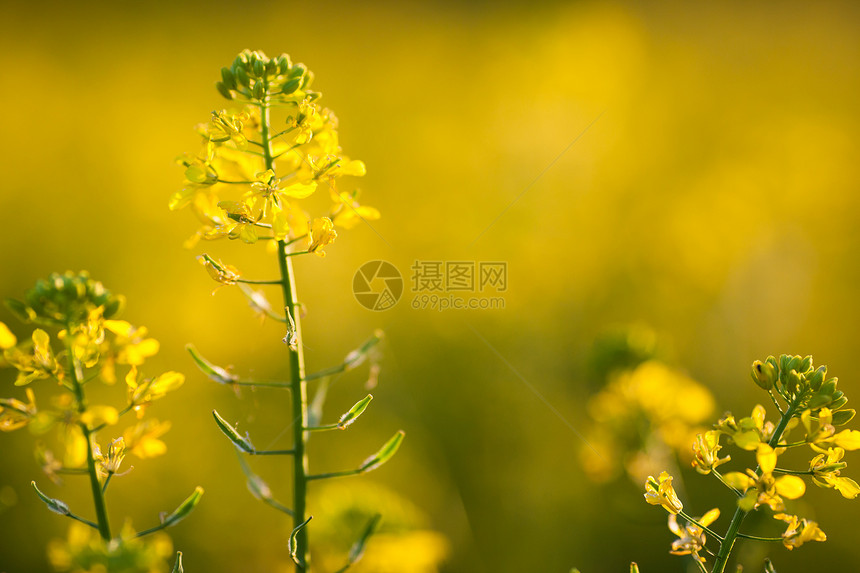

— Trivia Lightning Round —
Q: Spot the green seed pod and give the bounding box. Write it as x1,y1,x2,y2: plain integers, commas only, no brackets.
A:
799,355,814,373
360,430,405,473
832,408,856,426
338,394,373,429
281,77,302,95
212,409,254,453
162,487,204,527
171,552,184,573
32,481,70,516
265,59,278,77
830,395,848,410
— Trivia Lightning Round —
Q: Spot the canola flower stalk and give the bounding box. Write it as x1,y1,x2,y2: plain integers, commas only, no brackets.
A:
640,354,860,573
174,50,400,572
1,272,201,571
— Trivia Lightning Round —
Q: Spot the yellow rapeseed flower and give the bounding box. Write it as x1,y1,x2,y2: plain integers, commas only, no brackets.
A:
691,430,731,474
123,419,171,459
644,471,683,514
723,445,806,512
0,388,37,431
308,217,337,257
668,507,720,563
810,447,860,499
775,513,826,550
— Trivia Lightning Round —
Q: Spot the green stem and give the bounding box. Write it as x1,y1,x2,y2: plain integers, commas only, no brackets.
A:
251,449,296,456
65,334,112,541
710,400,799,573
261,94,310,573
307,468,363,481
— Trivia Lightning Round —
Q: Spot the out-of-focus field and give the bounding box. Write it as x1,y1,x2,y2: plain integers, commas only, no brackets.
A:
1,1,859,572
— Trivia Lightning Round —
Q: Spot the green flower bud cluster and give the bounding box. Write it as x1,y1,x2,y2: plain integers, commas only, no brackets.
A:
216,49,318,103
751,355,854,424
5,271,124,327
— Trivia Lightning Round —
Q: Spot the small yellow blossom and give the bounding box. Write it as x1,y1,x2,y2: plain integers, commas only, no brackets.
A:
198,254,241,285
5,329,62,386
717,404,774,451
644,471,684,514
123,419,171,459
775,513,826,550
691,430,731,474
125,366,185,410
48,521,172,573
330,189,380,229
308,217,337,257
0,388,37,431
207,109,249,149
668,507,720,563
809,447,860,499
95,437,128,478
723,445,806,512
801,408,836,444
80,405,119,430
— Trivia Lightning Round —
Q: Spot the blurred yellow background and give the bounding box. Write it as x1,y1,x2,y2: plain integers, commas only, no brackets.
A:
2,1,860,572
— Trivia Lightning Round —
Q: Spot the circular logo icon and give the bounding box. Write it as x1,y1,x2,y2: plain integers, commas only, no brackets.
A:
353,261,403,311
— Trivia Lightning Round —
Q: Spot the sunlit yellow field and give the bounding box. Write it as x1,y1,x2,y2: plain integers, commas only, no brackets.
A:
2,2,860,572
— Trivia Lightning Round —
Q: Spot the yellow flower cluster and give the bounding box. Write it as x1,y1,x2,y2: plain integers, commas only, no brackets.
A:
47,521,173,573
169,49,378,262
0,273,184,481
644,354,860,568
582,360,715,483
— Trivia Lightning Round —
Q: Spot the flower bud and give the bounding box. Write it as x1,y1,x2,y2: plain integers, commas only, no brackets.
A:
808,365,827,391
235,66,251,88
252,59,265,78
215,82,233,101
832,409,856,426
281,77,302,95
751,360,777,390
252,81,265,100
220,67,236,89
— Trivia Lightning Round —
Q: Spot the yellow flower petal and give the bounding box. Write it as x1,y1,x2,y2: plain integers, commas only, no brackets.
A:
0,322,16,349
833,429,860,450
722,472,755,491
281,181,317,199
81,405,119,429
833,476,860,499
775,475,806,499
757,444,777,474
700,508,720,527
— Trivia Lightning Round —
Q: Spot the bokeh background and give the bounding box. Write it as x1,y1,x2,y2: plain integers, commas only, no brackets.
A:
2,1,860,572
